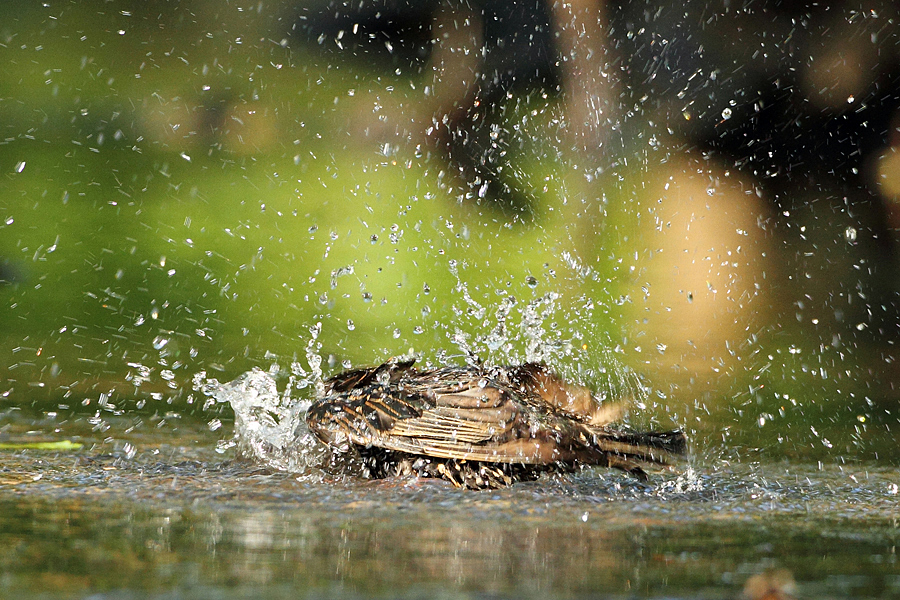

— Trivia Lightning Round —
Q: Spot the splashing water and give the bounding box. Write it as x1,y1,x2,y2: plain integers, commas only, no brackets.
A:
445,257,575,366
197,363,326,475
206,247,661,476
198,320,332,476
655,466,704,496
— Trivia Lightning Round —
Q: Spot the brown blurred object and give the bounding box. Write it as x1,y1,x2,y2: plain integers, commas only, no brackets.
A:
140,95,279,156
799,11,884,113
741,569,797,600
427,2,483,129
622,154,774,378
872,109,900,231
550,0,617,154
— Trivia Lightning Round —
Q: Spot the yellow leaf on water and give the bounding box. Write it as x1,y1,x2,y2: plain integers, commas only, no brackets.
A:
0,440,83,451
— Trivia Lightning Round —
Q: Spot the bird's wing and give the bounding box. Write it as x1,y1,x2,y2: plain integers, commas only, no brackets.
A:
387,383,519,444
306,378,576,465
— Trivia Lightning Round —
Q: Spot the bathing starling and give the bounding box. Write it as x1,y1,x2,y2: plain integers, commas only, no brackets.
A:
305,359,687,489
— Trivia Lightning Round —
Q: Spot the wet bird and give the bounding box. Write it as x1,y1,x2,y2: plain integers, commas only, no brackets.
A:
306,359,687,489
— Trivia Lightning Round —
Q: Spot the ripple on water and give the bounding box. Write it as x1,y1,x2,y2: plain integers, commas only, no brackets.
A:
1,440,899,599
2,393,899,600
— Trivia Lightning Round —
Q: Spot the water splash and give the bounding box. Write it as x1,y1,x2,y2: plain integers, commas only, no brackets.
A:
305,321,325,398
521,291,564,363
445,258,572,366
210,250,657,477
655,466,704,496
441,250,656,432
198,364,326,476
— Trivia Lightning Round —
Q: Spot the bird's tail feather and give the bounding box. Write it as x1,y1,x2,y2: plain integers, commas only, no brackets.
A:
586,428,688,475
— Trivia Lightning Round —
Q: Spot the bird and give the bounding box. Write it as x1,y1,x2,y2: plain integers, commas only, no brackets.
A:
305,359,687,489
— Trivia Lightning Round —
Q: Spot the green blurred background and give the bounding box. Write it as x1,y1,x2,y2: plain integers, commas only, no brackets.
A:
1,0,899,461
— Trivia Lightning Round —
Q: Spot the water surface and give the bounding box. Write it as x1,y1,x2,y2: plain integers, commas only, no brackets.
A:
1,420,897,600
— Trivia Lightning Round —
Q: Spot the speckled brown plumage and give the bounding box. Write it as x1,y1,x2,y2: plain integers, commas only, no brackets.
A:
306,359,687,489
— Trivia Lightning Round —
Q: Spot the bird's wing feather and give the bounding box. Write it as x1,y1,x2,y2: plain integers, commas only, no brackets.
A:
308,378,576,464
369,435,567,464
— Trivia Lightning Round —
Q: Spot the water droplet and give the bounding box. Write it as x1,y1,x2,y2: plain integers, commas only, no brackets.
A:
123,443,136,459
525,275,538,288
152,336,169,350
721,107,732,120
215,439,236,454
844,226,857,244
347,319,355,331
392,328,401,339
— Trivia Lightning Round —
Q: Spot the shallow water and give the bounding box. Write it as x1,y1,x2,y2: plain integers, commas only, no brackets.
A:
1,419,898,600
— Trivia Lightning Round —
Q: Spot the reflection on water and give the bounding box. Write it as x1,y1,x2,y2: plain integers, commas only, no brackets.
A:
0,431,898,599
